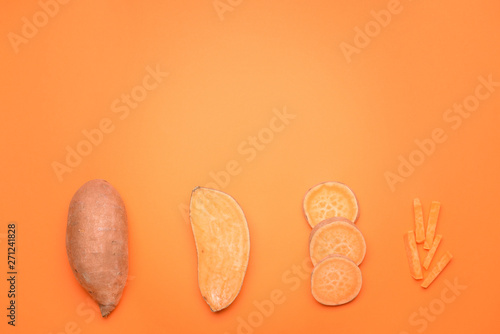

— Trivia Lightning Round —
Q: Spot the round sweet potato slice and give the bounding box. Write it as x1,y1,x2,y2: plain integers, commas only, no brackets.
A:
303,181,359,228
311,255,362,306
309,217,366,266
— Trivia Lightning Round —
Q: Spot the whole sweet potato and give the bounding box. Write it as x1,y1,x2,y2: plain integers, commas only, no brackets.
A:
66,179,128,317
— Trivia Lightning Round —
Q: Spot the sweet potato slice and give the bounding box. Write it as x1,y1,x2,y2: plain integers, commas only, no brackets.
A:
421,251,453,288
424,201,441,249
303,182,359,228
413,198,425,243
423,234,442,270
403,231,423,280
311,255,362,306
309,217,366,266
189,187,250,312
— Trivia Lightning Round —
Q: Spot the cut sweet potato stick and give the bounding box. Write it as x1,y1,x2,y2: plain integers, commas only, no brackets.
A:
422,235,442,270
424,201,441,249
311,255,362,306
421,251,453,288
413,198,425,243
403,231,423,280
303,181,359,228
309,217,366,266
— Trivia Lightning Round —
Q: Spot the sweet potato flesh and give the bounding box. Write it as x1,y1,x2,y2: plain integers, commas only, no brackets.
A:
413,198,425,243
190,187,250,312
303,182,359,228
424,201,441,249
421,251,453,288
423,234,442,270
403,231,423,280
309,218,366,266
311,255,362,306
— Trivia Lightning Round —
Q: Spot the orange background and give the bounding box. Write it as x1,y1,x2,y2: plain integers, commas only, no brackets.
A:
1,1,500,333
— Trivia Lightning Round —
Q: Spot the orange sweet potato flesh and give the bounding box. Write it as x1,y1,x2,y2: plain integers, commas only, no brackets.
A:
424,201,441,249
423,234,442,270
303,182,359,228
311,255,362,306
66,179,128,318
309,217,366,266
413,198,425,243
421,251,453,288
403,231,423,280
190,187,250,312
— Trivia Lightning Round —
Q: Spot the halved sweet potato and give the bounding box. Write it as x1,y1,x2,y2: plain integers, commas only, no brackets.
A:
189,187,250,312
309,217,366,266
303,182,359,228
311,255,362,306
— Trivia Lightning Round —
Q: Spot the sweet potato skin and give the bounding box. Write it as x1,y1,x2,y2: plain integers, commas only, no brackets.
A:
66,179,128,317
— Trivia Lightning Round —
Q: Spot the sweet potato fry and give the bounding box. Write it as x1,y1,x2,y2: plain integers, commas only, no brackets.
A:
424,201,441,249
403,231,423,280
422,235,442,270
421,251,453,288
413,198,425,243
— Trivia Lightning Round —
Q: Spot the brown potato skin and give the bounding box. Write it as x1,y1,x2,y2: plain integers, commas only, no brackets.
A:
66,179,128,317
